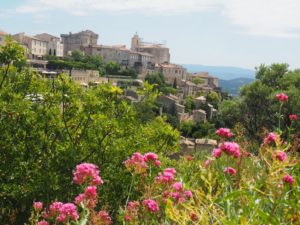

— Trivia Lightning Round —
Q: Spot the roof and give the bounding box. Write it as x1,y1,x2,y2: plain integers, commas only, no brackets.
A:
35,33,60,41
158,63,185,69
193,109,207,114
0,30,8,35
195,139,217,146
195,96,206,101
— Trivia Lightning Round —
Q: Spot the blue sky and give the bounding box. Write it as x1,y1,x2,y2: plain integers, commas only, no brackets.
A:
1,0,300,70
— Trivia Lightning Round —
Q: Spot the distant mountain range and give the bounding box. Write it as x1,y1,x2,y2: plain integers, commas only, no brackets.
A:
182,64,256,80
219,78,254,96
182,64,256,96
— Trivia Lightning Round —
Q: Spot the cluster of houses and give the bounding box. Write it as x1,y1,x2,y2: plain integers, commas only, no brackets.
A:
0,28,221,154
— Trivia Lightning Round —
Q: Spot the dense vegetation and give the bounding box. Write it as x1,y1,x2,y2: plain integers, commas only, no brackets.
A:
46,49,137,78
0,39,299,225
0,39,179,224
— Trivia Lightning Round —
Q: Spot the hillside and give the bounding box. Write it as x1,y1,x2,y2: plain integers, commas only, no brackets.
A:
219,77,254,96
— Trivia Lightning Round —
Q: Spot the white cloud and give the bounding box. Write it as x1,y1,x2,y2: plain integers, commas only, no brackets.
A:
12,0,300,38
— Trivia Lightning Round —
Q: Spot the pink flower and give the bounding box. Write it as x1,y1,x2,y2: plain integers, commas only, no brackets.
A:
97,210,112,225
164,168,176,175
74,194,85,205
143,199,159,213
125,201,140,222
184,190,193,198
84,186,97,199
276,151,287,161
73,163,103,186
33,202,43,211
224,167,237,175
264,132,277,145
155,168,176,184
220,142,240,158
127,201,140,210
37,220,49,225
216,128,234,138
204,159,211,168
212,148,222,158
144,152,158,162
275,93,288,102
154,160,161,167
57,203,79,222
282,175,295,185
172,182,183,191
48,201,63,218
289,114,298,121
124,152,148,174
186,155,193,161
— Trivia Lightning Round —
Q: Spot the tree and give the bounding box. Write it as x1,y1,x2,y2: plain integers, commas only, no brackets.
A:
206,91,220,108
192,77,204,85
0,37,26,89
105,61,121,75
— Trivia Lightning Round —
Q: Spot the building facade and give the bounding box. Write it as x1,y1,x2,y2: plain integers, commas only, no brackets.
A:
61,30,98,56
12,33,47,59
131,33,170,64
35,33,64,57
155,63,187,84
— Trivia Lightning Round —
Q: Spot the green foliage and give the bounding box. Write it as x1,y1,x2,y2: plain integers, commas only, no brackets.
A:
145,73,177,95
192,77,204,85
180,120,216,139
0,40,180,224
105,61,121,75
206,91,220,108
219,64,300,142
184,96,195,113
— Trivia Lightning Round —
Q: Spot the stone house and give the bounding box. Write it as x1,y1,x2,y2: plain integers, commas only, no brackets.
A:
35,33,64,57
12,33,47,59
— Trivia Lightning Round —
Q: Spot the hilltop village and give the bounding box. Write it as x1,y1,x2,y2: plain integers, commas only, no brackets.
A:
0,29,222,152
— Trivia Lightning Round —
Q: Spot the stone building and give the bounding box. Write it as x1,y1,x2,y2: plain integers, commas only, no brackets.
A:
61,30,98,56
82,44,155,75
192,109,207,123
35,33,64,57
0,30,8,46
188,72,219,89
195,139,217,152
131,33,170,64
155,63,187,85
12,33,47,59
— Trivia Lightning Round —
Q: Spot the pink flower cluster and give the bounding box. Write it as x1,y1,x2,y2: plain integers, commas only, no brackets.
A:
282,175,295,185
216,128,234,138
125,201,140,222
73,163,103,186
33,202,43,211
275,151,287,161
167,182,192,203
142,199,159,213
224,167,237,175
155,168,176,184
213,142,240,159
37,220,49,225
289,114,298,121
44,202,79,223
97,210,112,225
124,152,161,174
275,93,288,102
263,132,277,145
75,185,98,208
56,203,79,222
